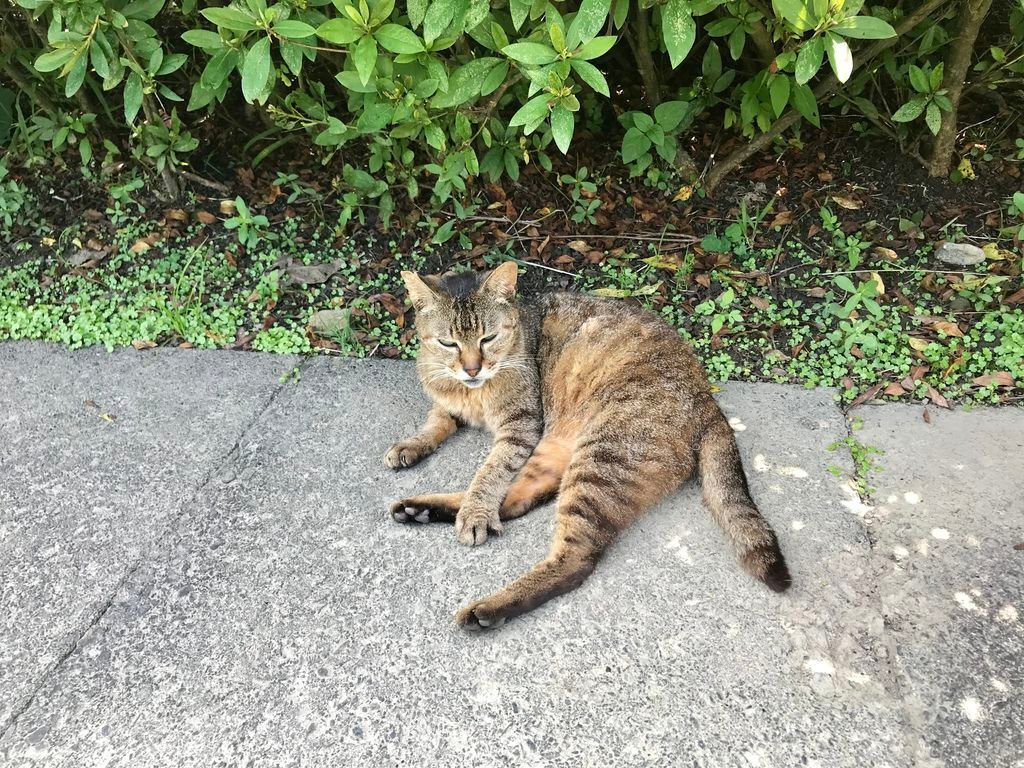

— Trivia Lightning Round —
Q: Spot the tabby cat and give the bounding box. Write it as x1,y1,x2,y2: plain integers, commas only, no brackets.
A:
385,262,790,629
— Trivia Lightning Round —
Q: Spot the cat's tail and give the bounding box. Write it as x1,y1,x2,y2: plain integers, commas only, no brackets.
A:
697,416,791,592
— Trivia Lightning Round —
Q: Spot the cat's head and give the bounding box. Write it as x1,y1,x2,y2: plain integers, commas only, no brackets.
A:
401,262,522,389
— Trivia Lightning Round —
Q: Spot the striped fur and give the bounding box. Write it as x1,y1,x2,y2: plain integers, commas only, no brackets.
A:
386,262,791,629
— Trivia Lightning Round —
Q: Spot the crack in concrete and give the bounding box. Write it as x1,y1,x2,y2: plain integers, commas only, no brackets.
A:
838,408,938,768
0,356,312,742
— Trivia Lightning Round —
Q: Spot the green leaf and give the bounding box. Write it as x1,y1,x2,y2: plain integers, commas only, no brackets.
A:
662,0,696,69
157,53,188,76
510,0,530,30
480,60,509,96
201,6,259,31
241,36,272,102
834,275,857,293
790,82,820,127
409,0,428,27
65,54,87,98
891,95,926,122
795,36,824,85
124,71,144,123
634,112,654,131
932,92,952,112
181,30,224,49
769,75,790,118
123,0,164,20
431,57,500,107
374,24,425,53
549,21,566,52
925,100,941,135
502,41,559,65
832,15,896,40
702,41,721,81
727,23,745,60
826,33,852,82
317,18,362,45
575,35,617,60
908,65,929,93
34,48,75,73
566,0,611,49
772,0,815,32
929,62,944,91
653,100,689,131
621,126,652,163
274,20,317,39
570,59,609,96
508,93,551,127
352,34,378,85
551,104,574,153
79,137,93,166
489,21,510,50
89,41,110,80
424,0,468,45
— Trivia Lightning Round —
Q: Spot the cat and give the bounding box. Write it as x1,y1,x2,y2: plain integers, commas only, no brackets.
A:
385,261,790,629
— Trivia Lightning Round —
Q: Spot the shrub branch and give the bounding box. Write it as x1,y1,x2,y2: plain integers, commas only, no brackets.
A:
927,0,994,177
703,0,953,193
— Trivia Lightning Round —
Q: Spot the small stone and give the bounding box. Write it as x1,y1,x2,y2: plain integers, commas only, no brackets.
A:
934,242,986,267
69,248,106,267
308,309,349,336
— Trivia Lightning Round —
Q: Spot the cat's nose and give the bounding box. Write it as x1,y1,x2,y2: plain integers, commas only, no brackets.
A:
463,363,481,377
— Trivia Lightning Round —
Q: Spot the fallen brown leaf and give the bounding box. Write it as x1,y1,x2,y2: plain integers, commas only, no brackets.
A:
972,372,1015,388
769,210,794,228
196,211,217,225
926,384,950,409
830,194,862,210
922,407,932,424
931,320,964,337
131,340,156,351
883,382,905,396
850,382,884,408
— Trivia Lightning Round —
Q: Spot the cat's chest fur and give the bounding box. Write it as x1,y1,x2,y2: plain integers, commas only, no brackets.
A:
428,384,491,428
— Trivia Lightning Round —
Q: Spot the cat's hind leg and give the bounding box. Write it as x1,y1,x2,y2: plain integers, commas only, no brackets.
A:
456,434,688,629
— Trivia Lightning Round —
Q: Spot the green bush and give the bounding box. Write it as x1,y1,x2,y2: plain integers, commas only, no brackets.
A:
1,0,1021,210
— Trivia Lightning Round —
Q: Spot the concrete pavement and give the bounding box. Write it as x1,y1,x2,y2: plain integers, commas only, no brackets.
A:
0,342,1020,767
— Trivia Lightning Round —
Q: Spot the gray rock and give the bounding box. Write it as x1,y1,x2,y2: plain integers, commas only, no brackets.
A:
934,242,986,267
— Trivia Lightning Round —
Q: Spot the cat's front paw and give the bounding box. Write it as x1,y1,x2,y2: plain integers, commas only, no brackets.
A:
383,439,431,469
455,505,502,546
391,500,433,524
456,597,507,630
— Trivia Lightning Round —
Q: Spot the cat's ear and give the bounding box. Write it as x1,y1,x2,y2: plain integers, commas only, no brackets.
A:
480,261,518,301
401,271,440,310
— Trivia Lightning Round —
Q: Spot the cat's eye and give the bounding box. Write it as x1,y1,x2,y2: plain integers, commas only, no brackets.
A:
437,339,458,348
480,333,498,345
